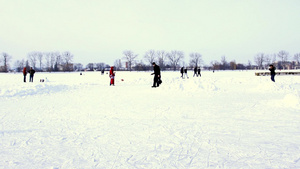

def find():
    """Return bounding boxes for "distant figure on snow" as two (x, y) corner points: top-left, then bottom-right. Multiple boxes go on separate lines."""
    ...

(198, 67), (201, 77)
(269, 64), (276, 82)
(23, 67), (27, 82)
(28, 67), (35, 82)
(109, 66), (115, 86)
(151, 62), (161, 88)
(193, 67), (198, 77)
(101, 69), (105, 75)
(180, 67), (184, 78)
(183, 67), (189, 79)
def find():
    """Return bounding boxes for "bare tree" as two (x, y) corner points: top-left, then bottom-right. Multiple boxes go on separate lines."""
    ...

(167, 50), (184, 71)
(62, 51), (73, 71)
(264, 55), (272, 68)
(123, 50), (138, 71)
(114, 59), (122, 70)
(55, 52), (63, 71)
(74, 63), (83, 71)
(96, 62), (106, 70)
(189, 52), (203, 67)
(156, 50), (166, 70)
(294, 53), (300, 63)
(37, 52), (43, 71)
(277, 50), (289, 63)
(28, 52), (38, 69)
(220, 56), (228, 70)
(86, 63), (94, 71)
(210, 60), (220, 70)
(1, 52), (12, 72)
(50, 52), (56, 71)
(144, 49), (156, 66)
(254, 53), (265, 69)
(14, 59), (25, 72)
(247, 60), (252, 69)
(45, 52), (55, 71)
(277, 50), (290, 69)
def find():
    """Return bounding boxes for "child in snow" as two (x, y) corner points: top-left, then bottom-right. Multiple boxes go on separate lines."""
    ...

(109, 66), (115, 86)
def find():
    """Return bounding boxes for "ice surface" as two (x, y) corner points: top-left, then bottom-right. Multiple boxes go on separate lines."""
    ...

(0, 70), (299, 168)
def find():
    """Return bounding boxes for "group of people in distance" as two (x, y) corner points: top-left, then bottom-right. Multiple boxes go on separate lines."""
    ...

(109, 62), (162, 88)
(180, 67), (201, 79)
(22, 67), (36, 82)
(22, 63), (276, 85)
(108, 63), (276, 87)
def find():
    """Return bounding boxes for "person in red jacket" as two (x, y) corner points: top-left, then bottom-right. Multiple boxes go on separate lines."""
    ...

(109, 66), (115, 86)
(23, 67), (27, 82)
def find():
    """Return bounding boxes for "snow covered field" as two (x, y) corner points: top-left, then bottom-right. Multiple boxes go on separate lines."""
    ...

(0, 70), (300, 169)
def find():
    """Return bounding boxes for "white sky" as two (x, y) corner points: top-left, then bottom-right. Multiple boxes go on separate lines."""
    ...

(1, 0), (300, 66)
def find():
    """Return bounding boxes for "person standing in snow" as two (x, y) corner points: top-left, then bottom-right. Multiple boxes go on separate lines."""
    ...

(180, 67), (184, 78)
(193, 67), (198, 77)
(151, 62), (161, 88)
(28, 67), (35, 82)
(23, 67), (27, 82)
(198, 67), (201, 77)
(269, 64), (276, 82)
(183, 67), (189, 79)
(109, 66), (115, 86)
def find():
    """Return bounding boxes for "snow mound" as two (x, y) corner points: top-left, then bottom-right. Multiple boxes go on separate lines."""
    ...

(0, 84), (74, 97)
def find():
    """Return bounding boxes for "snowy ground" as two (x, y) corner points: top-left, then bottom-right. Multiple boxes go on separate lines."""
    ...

(0, 70), (300, 169)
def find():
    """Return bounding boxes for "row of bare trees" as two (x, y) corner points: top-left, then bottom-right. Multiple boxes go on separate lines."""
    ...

(118, 49), (300, 71)
(1, 49), (300, 72)
(13, 51), (74, 72)
(118, 50), (203, 71)
(254, 50), (300, 69)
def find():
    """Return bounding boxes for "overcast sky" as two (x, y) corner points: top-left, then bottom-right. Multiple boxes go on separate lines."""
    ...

(1, 0), (300, 66)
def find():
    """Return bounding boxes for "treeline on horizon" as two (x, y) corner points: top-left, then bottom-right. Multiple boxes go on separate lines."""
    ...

(0, 49), (300, 73)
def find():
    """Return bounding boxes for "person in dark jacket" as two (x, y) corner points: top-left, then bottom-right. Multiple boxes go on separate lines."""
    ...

(183, 67), (189, 79)
(180, 67), (184, 78)
(23, 67), (27, 82)
(28, 67), (35, 82)
(198, 67), (201, 77)
(193, 67), (198, 77)
(269, 64), (276, 82)
(151, 62), (161, 88)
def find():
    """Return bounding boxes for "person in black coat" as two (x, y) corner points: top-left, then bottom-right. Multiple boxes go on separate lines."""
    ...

(184, 67), (189, 79)
(28, 67), (36, 82)
(180, 67), (184, 78)
(198, 67), (201, 77)
(193, 67), (198, 77)
(269, 65), (276, 82)
(151, 62), (161, 88)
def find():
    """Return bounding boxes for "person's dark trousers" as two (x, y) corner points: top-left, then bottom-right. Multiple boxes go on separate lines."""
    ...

(153, 76), (159, 87)
(271, 75), (275, 82)
(30, 75), (34, 82)
(24, 75), (26, 82)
